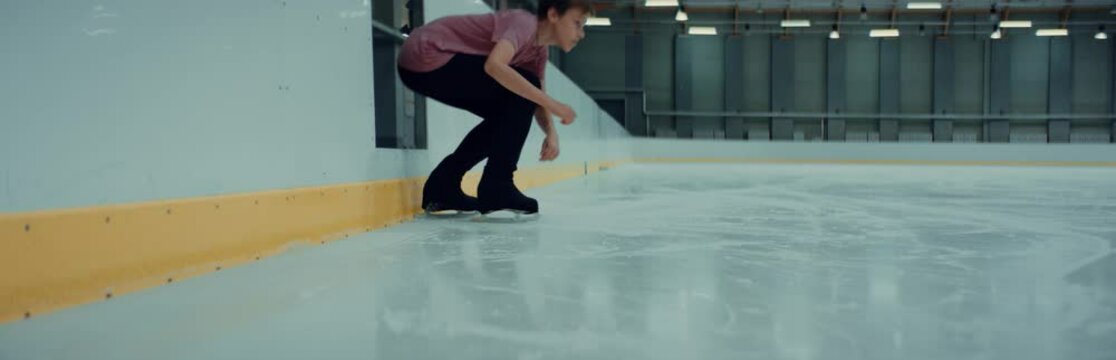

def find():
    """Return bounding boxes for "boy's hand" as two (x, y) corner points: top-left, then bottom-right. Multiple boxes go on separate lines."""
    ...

(540, 134), (560, 161)
(548, 101), (577, 125)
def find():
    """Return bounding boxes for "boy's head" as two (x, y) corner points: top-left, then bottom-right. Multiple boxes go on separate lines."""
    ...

(537, 0), (594, 53)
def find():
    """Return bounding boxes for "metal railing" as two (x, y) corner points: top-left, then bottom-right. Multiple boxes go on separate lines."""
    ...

(372, 20), (406, 42)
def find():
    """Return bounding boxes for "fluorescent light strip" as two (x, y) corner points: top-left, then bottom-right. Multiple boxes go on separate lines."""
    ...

(869, 28), (900, 38)
(645, 0), (679, 7)
(586, 17), (611, 26)
(688, 26), (717, 35)
(1036, 28), (1068, 37)
(780, 19), (811, 28)
(999, 20), (1032, 28)
(906, 2), (942, 10)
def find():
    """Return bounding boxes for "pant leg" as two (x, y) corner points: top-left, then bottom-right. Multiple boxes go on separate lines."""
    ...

(480, 75), (538, 178)
(398, 55), (542, 182)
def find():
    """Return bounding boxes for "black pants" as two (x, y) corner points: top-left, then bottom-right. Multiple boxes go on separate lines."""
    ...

(398, 54), (540, 187)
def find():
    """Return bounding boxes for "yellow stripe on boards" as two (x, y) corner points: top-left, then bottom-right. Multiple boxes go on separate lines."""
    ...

(0, 160), (627, 324)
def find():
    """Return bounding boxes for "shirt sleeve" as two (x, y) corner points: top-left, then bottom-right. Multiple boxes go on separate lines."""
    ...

(491, 11), (535, 52)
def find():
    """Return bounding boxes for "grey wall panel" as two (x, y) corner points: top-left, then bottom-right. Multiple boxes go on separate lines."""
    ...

(643, 32), (674, 112)
(692, 36), (725, 138)
(744, 35), (771, 139)
(988, 39), (1011, 143)
(743, 36), (772, 112)
(725, 36), (746, 139)
(827, 40), (847, 114)
(1011, 36), (1050, 114)
(1049, 120), (1071, 143)
(564, 33), (626, 89)
(1049, 38), (1072, 143)
(847, 38), (879, 140)
(772, 37), (795, 140)
(625, 34), (646, 136)
(827, 40), (847, 141)
(1049, 38), (1072, 114)
(880, 39), (900, 141)
(954, 37), (985, 114)
(933, 38), (956, 115)
(990, 40), (1012, 115)
(900, 37), (933, 114)
(674, 35), (694, 138)
(933, 38), (955, 142)
(1072, 36), (1112, 114)
(795, 38), (827, 113)
(796, 37), (827, 141)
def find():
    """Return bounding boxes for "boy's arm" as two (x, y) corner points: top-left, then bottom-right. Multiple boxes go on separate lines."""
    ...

(485, 40), (556, 111)
(534, 79), (556, 136)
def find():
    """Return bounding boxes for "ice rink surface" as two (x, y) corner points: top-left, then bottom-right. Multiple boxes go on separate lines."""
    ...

(3, 163), (1115, 360)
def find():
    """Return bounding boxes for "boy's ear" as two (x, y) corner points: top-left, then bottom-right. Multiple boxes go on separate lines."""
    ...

(548, 7), (560, 23)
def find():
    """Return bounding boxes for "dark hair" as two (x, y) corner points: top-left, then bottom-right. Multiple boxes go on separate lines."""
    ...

(536, 0), (595, 20)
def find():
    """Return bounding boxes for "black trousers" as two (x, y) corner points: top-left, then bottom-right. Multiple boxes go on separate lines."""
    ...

(398, 54), (540, 187)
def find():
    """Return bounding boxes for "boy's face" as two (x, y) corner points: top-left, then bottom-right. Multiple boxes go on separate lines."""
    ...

(548, 7), (588, 53)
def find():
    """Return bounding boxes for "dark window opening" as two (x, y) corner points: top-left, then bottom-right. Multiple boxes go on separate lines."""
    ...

(373, 0), (426, 149)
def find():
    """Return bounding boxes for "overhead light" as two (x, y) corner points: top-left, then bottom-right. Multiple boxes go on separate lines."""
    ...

(829, 25), (840, 39)
(688, 26), (717, 35)
(999, 20), (1032, 28)
(870, 28), (900, 38)
(645, 0), (679, 7)
(586, 17), (611, 26)
(1097, 26), (1108, 40)
(990, 28), (1002, 39)
(675, 9), (688, 22)
(1036, 28), (1068, 37)
(907, 2), (942, 10)
(780, 19), (811, 28)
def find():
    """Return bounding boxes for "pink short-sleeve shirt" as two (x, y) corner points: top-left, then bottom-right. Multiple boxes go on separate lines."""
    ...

(397, 9), (548, 82)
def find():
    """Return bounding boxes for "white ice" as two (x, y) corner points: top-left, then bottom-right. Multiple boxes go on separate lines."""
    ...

(2, 163), (1115, 360)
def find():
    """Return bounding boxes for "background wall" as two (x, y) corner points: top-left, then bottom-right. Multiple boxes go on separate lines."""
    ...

(562, 8), (1116, 143)
(0, 0), (632, 213)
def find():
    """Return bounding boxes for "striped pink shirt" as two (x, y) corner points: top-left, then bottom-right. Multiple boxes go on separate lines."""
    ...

(397, 10), (548, 81)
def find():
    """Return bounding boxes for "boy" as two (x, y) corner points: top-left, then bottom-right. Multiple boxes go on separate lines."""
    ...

(397, 0), (593, 215)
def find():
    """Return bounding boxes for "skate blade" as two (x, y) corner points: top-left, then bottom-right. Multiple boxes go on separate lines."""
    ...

(423, 209), (478, 218)
(475, 209), (539, 222)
